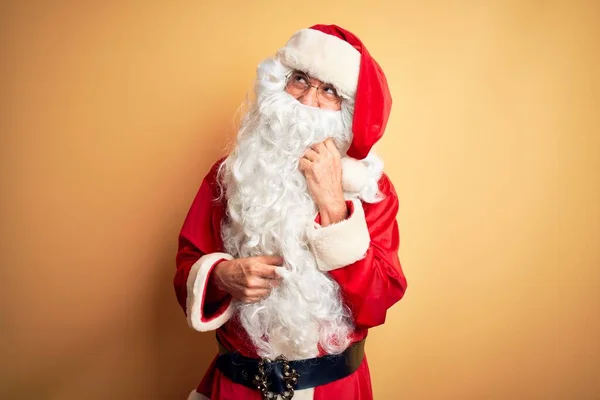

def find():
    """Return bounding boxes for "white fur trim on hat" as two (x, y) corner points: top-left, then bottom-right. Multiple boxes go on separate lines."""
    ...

(306, 198), (371, 272)
(277, 28), (361, 98)
(186, 252), (234, 332)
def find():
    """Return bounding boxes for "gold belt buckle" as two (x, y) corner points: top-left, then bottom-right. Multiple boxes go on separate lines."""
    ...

(252, 355), (300, 400)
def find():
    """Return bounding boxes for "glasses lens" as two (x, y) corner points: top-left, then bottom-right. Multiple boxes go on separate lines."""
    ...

(317, 85), (341, 105)
(287, 71), (309, 93)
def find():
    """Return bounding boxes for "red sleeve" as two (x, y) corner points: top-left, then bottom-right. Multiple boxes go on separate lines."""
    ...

(325, 174), (407, 329)
(173, 158), (234, 331)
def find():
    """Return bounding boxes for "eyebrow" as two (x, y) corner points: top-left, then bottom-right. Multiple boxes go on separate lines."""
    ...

(294, 70), (336, 87)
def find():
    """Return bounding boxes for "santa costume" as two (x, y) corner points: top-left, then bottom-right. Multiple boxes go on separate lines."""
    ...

(174, 24), (408, 400)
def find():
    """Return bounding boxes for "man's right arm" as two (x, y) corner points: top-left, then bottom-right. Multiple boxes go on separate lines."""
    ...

(174, 174), (236, 332)
(174, 159), (283, 332)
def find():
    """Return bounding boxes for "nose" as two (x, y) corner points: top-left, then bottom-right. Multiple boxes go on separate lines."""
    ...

(298, 86), (319, 108)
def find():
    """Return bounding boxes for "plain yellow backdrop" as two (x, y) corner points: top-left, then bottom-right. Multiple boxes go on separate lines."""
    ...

(1, 1), (599, 399)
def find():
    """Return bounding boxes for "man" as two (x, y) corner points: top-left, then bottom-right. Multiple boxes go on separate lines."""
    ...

(174, 24), (408, 400)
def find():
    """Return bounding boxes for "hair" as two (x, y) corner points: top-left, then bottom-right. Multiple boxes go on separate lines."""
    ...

(214, 56), (381, 359)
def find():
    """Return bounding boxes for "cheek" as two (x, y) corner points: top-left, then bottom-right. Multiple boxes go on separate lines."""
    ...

(284, 87), (299, 99)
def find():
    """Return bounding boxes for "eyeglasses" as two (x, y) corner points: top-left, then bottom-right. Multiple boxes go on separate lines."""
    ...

(285, 70), (342, 106)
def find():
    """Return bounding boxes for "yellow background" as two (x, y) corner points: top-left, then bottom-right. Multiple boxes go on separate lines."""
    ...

(1, 1), (599, 399)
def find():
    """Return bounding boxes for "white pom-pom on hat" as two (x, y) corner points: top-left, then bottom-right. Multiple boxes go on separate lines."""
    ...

(341, 156), (370, 193)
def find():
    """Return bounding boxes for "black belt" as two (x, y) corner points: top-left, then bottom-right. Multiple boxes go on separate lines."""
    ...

(215, 336), (366, 399)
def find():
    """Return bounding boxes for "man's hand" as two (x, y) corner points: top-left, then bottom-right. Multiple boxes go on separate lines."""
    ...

(299, 138), (348, 226)
(212, 256), (284, 303)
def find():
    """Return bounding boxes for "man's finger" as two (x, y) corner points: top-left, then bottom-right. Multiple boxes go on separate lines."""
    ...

(240, 287), (270, 299)
(255, 255), (284, 265)
(324, 138), (341, 158)
(299, 158), (312, 172)
(303, 148), (319, 162)
(242, 291), (271, 303)
(311, 141), (327, 154)
(248, 288), (271, 300)
(247, 277), (277, 289)
(270, 277), (282, 287)
(254, 264), (283, 279)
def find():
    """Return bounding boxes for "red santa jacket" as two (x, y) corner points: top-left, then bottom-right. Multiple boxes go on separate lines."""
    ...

(174, 156), (407, 356)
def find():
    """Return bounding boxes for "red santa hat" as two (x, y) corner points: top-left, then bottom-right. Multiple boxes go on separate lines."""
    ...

(276, 24), (392, 160)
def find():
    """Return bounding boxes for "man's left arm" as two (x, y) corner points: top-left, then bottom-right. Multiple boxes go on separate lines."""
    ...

(307, 173), (408, 329)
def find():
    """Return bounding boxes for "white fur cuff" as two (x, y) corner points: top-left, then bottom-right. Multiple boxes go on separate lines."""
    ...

(186, 252), (234, 332)
(307, 199), (371, 272)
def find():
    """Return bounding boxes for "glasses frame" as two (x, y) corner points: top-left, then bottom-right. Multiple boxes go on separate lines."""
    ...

(284, 70), (343, 106)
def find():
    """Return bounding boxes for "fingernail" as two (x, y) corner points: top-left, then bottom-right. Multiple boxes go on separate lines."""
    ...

(274, 266), (290, 279)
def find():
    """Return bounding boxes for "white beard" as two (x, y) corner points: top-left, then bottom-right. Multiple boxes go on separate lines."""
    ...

(216, 60), (355, 360)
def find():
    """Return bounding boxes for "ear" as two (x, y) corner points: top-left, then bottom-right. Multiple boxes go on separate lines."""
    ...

(341, 156), (370, 193)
